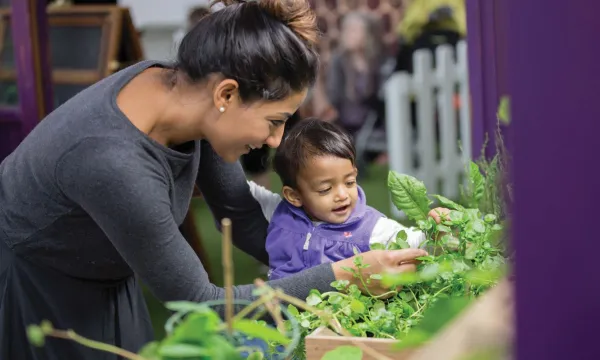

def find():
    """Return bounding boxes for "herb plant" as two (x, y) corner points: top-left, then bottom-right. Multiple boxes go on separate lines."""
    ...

(287, 160), (509, 360)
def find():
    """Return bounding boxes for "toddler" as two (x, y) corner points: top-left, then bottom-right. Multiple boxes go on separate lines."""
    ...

(249, 119), (433, 280)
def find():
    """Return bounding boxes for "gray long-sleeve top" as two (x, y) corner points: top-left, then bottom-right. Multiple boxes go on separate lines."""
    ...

(0, 60), (335, 305)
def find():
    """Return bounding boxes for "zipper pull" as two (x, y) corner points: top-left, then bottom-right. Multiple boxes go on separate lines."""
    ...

(303, 232), (312, 250)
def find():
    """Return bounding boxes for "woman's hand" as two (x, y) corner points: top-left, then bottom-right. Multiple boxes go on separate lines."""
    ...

(331, 248), (428, 297)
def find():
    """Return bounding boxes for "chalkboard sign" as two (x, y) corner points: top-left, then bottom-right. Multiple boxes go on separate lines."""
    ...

(0, 6), (143, 108)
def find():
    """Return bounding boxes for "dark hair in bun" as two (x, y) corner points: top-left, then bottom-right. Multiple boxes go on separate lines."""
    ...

(175, 0), (319, 103)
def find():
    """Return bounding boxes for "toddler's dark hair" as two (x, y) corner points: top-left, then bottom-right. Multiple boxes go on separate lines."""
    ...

(273, 119), (356, 188)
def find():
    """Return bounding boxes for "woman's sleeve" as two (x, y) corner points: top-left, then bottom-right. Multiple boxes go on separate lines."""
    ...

(196, 140), (271, 264)
(55, 138), (336, 309)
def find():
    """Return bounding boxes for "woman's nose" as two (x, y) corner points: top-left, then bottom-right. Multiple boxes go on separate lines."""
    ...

(265, 127), (285, 148)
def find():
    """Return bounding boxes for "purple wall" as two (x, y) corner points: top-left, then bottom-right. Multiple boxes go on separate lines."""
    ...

(509, 0), (599, 358)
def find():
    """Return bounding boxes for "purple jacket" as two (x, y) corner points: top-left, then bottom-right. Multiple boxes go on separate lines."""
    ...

(266, 186), (383, 280)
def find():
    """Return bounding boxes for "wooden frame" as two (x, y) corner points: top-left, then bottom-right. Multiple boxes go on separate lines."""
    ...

(0, 5), (142, 87)
(305, 327), (413, 360)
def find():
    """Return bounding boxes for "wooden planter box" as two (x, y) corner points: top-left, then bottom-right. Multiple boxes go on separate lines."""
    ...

(304, 279), (513, 360)
(305, 327), (414, 360)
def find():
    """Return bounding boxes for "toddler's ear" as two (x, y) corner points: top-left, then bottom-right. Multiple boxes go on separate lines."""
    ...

(282, 186), (303, 207)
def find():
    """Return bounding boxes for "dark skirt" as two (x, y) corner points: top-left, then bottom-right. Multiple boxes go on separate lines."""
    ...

(0, 239), (154, 360)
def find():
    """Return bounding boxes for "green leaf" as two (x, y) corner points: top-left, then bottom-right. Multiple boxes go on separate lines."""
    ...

(395, 237), (410, 249)
(287, 304), (299, 317)
(158, 343), (208, 357)
(306, 293), (322, 306)
(492, 224), (503, 231)
(247, 352), (265, 360)
(436, 224), (452, 233)
(370, 243), (385, 250)
(469, 162), (485, 205)
(166, 311), (221, 343)
(396, 230), (408, 241)
(40, 320), (53, 333)
(399, 292), (412, 302)
(484, 214), (497, 223)
(27, 325), (45, 347)
(465, 244), (478, 260)
(300, 320), (311, 328)
(370, 274), (383, 280)
(202, 335), (244, 360)
(465, 268), (504, 285)
(138, 341), (161, 360)
(165, 301), (211, 313)
(473, 219), (486, 233)
(420, 263), (440, 281)
(233, 319), (290, 345)
(414, 297), (471, 334)
(449, 210), (465, 223)
(322, 345), (363, 360)
(497, 96), (511, 125)
(388, 171), (432, 222)
(381, 271), (420, 287)
(432, 194), (464, 210)
(396, 329), (430, 350)
(350, 299), (365, 314)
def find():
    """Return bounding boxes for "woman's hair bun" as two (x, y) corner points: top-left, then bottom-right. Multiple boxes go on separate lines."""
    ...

(210, 0), (243, 6)
(211, 0), (318, 45)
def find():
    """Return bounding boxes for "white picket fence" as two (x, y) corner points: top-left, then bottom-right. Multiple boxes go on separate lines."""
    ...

(384, 40), (471, 218)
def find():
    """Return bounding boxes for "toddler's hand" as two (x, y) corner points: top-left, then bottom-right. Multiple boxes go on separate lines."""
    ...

(428, 207), (451, 224)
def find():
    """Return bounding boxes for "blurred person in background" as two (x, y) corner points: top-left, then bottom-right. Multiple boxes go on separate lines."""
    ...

(173, 6), (211, 52)
(326, 11), (389, 166)
(394, 0), (465, 73)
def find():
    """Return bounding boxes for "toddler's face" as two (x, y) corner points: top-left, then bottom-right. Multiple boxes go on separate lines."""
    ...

(294, 155), (359, 224)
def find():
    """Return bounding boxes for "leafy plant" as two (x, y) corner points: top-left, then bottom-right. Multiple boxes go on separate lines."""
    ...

(286, 161), (508, 359)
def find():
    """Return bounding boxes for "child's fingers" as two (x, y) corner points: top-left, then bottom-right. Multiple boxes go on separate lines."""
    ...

(429, 207), (451, 223)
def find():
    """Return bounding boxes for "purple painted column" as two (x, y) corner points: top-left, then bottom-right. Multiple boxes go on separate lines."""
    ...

(509, 0), (599, 359)
(0, 0), (52, 162)
(12, 0), (53, 135)
(465, 0), (509, 158)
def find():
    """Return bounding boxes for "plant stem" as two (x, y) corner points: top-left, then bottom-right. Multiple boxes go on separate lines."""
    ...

(409, 287), (422, 311)
(222, 218), (234, 335)
(321, 292), (349, 298)
(432, 284), (452, 298)
(44, 330), (146, 360)
(255, 279), (286, 333)
(231, 296), (270, 323)
(372, 290), (398, 299)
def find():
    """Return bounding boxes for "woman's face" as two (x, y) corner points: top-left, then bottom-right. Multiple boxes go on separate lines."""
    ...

(208, 86), (308, 163)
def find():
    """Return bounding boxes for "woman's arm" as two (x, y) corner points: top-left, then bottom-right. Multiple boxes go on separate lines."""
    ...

(56, 138), (337, 310)
(196, 140), (271, 264)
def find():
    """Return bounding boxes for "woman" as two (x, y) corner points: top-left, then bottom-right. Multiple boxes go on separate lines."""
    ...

(0, 1), (427, 359)
(326, 11), (386, 138)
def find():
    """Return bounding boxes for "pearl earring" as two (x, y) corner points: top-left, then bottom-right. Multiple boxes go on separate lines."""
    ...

(219, 106), (225, 113)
